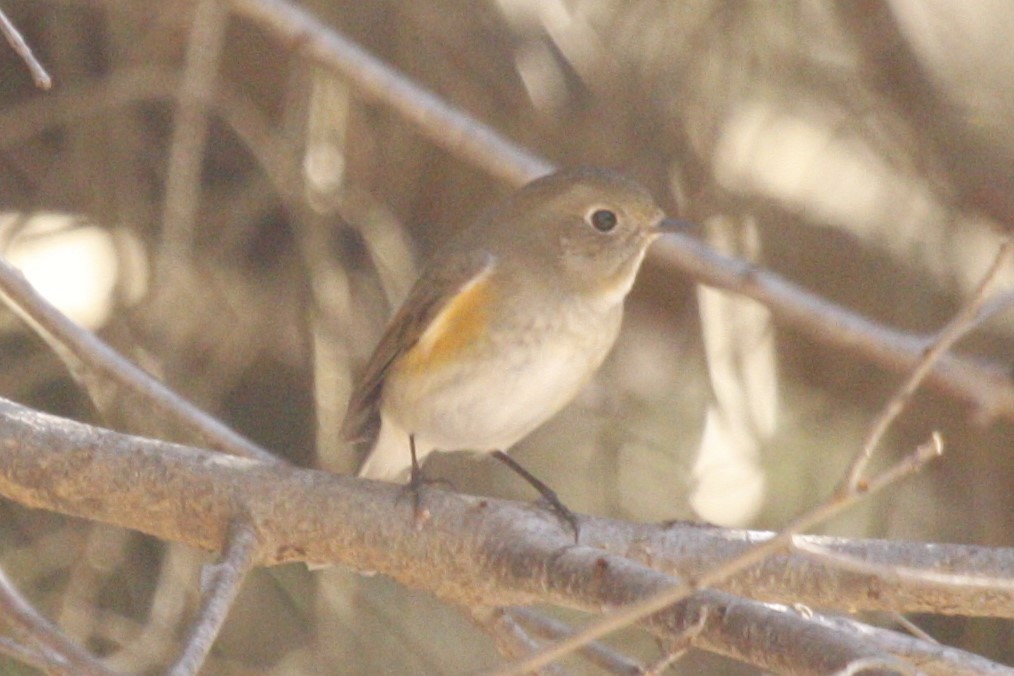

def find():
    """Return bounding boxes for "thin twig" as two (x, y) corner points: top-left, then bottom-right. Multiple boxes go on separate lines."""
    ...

(466, 607), (566, 675)
(0, 256), (279, 463)
(652, 233), (1014, 422)
(509, 607), (644, 675)
(840, 236), (1014, 491)
(228, 0), (552, 186)
(488, 436), (943, 676)
(792, 538), (1014, 593)
(166, 522), (259, 676)
(158, 0), (230, 276)
(888, 614), (938, 645)
(0, 566), (115, 676)
(0, 636), (61, 674)
(0, 7), (51, 89)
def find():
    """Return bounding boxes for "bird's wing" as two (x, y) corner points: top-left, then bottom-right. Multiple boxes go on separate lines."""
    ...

(341, 248), (496, 456)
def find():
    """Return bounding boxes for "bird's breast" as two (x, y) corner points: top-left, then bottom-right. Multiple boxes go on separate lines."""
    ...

(383, 280), (623, 452)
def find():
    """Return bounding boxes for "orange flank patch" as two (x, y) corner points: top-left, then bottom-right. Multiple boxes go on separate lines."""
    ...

(399, 267), (494, 373)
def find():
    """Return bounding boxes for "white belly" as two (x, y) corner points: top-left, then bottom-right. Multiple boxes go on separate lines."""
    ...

(384, 304), (622, 453)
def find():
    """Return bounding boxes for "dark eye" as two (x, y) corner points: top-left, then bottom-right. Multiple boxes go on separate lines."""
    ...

(589, 209), (618, 232)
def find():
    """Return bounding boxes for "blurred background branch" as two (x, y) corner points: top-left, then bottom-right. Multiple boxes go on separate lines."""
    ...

(0, 0), (1011, 672)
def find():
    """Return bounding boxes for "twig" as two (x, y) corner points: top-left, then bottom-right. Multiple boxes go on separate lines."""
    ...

(792, 539), (1014, 593)
(489, 436), (943, 675)
(509, 607), (644, 675)
(166, 522), (259, 676)
(467, 607), (566, 675)
(0, 7), (51, 89)
(0, 256), (279, 463)
(652, 233), (1014, 422)
(0, 566), (115, 675)
(158, 0), (230, 275)
(889, 614), (937, 645)
(0, 636), (60, 674)
(228, 0), (552, 186)
(840, 236), (1014, 491)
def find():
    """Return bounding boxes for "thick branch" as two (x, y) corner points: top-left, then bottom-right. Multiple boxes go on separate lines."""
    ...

(582, 521), (1013, 619)
(0, 398), (1010, 673)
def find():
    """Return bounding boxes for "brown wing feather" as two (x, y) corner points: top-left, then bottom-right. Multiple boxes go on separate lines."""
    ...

(341, 249), (496, 456)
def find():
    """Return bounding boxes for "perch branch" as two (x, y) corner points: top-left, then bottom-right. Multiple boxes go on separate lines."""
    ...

(0, 399), (1008, 674)
(493, 436), (943, 675)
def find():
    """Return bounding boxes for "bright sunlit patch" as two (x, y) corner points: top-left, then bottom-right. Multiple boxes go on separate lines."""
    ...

(1, 212), (121, 330)
(691, 406), (767, 527)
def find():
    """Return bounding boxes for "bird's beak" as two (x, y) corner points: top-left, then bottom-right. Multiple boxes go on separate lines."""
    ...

(652, 216), (696, 237)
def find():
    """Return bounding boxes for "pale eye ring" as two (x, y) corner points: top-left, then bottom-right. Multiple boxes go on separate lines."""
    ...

(588, 208), (618, 232)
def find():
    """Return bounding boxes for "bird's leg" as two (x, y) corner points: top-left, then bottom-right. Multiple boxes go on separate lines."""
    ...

(398, 434), (453, 529)
(401, 434), (429, 528)
(492, 451), (580, 541)
(409, 433), (423, 485)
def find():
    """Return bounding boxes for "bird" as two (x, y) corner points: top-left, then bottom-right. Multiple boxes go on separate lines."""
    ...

(341, 167), (684, 531)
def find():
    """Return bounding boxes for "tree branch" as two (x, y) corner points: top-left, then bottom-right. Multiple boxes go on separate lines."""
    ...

(166, 522), (259, 676)
(0, 255), (279, 463)
(0, 7), (51, 89)
(226, 0), (1014, 423)
(0, 398), (1010, 673)
(0, 565), (114, 675)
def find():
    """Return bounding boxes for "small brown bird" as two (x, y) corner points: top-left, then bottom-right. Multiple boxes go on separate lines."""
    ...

(342, 167), (685, 526)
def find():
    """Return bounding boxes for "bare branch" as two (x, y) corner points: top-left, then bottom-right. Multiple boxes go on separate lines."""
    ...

(587, 521), (1014, 619)
(809, 614), (1013, 676)
(842, 236), (1014, 490)
(0, 566), (114, 675)
(466, 607), (566, 675)
(0, 7), (51, 89)
(158, 0), (230, 275)
(167, 522), (259, 676)
(652, 233), (1014, 422)
(228, 0), (553, 186)
(509, 607), (644, 675)
(793, 539), (1014, 594)
(0, 399), (1008, 674)
(0, 255), (278, 463)
(493, 437), (943, 675)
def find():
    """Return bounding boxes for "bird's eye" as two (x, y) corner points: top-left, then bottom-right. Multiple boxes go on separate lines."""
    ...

(588, 208), (618, 232)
